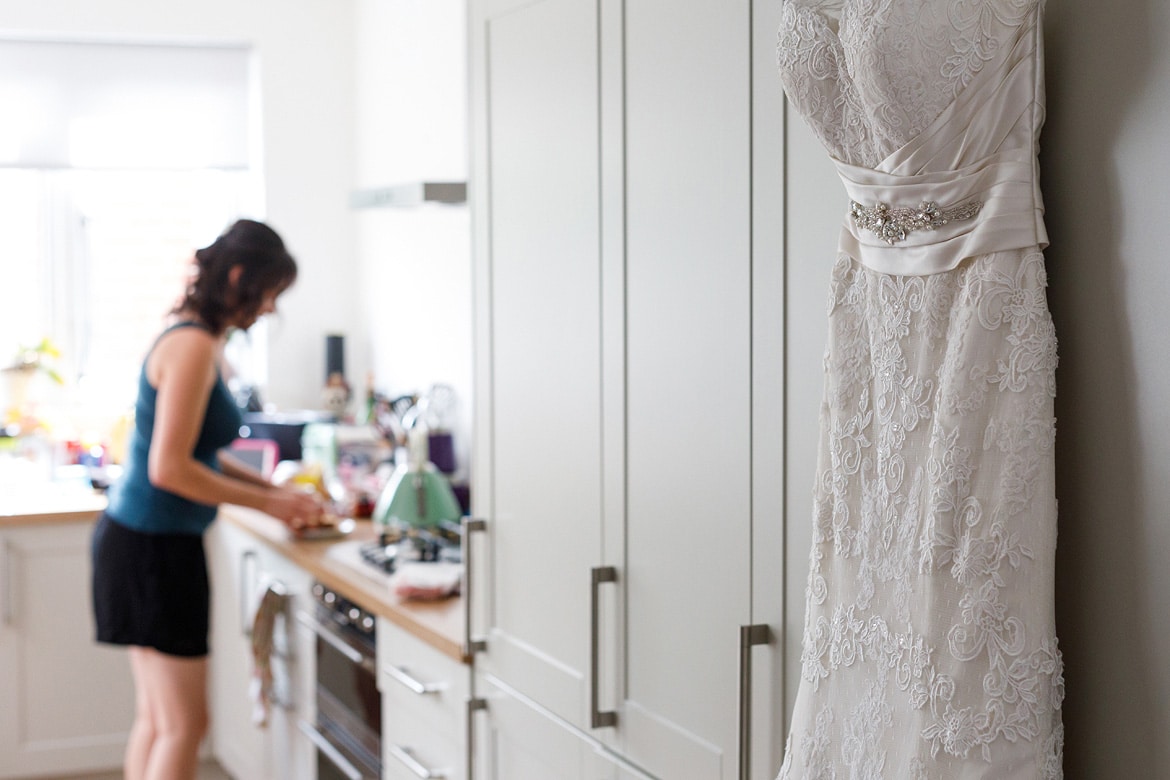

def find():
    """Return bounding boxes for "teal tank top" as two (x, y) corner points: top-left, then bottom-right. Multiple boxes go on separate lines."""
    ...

(106, 322), (244, 535)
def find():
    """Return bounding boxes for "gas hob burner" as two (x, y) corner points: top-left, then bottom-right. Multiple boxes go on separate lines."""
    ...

(358, 525), (463, 575)
(359, 539), (399, 574)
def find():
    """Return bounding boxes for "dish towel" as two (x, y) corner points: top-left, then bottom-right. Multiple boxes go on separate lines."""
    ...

(249, 579), (288, 728)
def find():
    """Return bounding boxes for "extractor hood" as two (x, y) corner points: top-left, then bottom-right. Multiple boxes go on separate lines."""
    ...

(349, 181), (466, 209)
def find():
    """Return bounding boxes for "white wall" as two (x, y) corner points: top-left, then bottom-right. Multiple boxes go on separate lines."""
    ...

(353, 0), (473, 468)
(0, 0), (361, 411)
(1043, 1), (1170, 776)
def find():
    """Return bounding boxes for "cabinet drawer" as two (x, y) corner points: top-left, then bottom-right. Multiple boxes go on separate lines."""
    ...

(383, 729), (462, 780)
(378, 616), (470, 780)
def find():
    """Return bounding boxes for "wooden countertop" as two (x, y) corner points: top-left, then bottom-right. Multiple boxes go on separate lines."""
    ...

(0, 488), (467, 663)
(218, 505), (468, 664)
(0, 484), (107, 527)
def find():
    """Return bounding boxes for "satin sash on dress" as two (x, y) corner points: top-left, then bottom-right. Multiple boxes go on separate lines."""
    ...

(833, 9), (1047, 276)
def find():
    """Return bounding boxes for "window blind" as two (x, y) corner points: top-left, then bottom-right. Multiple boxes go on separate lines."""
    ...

(0, 37), (252, 169)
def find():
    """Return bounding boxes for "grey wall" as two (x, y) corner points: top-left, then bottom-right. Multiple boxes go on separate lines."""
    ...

(1043, 0), (1170, 776)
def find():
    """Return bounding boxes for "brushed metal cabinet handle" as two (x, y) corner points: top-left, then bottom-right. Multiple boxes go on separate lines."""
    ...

(590, 565), (618, 729)
(384, 663), (447, 695)
(462, 517), (487, 657)
(1, 538), (11, 627)
(467, 697), (487, 780)
(239, 549), (257, 637)
(738, 624), (772, 780)
(387, 743), (449, 779)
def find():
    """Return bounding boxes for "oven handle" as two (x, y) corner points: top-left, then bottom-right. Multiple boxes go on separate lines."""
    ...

(297, 719), (363, 780)
(294, 609), (376, 675)
(387, 743), (449, 779)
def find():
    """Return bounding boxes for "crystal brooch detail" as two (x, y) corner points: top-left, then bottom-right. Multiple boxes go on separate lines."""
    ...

(849, 199), (983, 245)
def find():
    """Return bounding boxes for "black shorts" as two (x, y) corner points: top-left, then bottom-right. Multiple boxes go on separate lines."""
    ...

(91, 512), (210, 658)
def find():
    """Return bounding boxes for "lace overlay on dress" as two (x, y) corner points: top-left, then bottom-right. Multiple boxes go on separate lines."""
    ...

(775, 1), (1063, 777)
(783, 251), (1063, 778)
(777, 0), (1038, 168)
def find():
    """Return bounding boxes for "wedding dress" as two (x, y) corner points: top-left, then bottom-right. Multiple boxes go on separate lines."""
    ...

(775, 1), (1064, 777)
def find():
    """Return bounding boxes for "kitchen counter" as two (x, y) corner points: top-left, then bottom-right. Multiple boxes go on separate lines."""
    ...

(0, 483), (107, 527)
(0, 487), (466, 663)
(217, 504), (467, 664)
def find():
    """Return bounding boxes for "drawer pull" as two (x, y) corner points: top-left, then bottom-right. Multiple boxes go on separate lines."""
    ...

(388, 743), (449, 779)
(384, 663), (447, 696)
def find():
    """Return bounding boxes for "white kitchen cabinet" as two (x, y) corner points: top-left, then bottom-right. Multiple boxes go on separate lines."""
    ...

(206, 518), (315, 780)
(378, 616), (469, 780)
(620, 0), (754, 775)
(0, 519), (136, 779)
(468, 0), (605, 742)
(471, 672), (644, 780)
(468, 0), (788, 778)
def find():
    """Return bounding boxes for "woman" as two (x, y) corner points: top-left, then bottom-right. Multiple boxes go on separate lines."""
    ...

(92, 219), (324, 780)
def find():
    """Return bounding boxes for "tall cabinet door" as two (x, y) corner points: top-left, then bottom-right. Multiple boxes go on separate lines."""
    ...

(207, 521), (270, 780)
(470, 0), (604, 735)
(621, 2), (755, 778)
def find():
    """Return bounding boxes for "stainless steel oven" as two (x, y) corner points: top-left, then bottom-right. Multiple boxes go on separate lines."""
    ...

(296, 582), (382, 780)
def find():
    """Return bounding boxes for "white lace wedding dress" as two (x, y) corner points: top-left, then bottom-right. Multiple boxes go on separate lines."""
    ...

(775, 1), (1065, 777)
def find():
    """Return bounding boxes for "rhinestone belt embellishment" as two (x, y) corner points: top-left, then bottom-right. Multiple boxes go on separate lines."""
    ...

(849, 199), (983, 245)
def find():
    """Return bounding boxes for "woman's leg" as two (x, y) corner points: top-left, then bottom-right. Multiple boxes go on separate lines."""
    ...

(128, 646), (210, 780)
(124, 647), (157, 780)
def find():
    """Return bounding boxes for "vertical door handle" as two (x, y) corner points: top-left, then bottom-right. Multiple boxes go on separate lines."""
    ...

(239, 549), (258, 637)
(738, 624), (772, 780)
(590, 566), (618, 728)
(467, 697), (487, 780)
(1, 538), (11, 627)
(462, 517), (487, 657)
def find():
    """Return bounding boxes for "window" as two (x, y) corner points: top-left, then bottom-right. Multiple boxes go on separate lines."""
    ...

(0, 37), (259, 438)
(0, 169), (254, 415)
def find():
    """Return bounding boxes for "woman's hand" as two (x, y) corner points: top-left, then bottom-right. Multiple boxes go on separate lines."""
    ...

(262, 486), (326, 532)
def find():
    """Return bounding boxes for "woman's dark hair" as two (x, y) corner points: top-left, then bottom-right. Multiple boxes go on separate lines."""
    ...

(175, 219), (297, 334)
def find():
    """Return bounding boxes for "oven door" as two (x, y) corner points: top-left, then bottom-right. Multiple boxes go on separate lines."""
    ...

(295, 608), (382, 780)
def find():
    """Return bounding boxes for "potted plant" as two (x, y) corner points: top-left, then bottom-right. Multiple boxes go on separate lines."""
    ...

(2, 338), (64, 426)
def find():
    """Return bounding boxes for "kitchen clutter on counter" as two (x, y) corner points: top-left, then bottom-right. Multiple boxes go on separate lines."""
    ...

(1, 326), (470, 603)
(262, 382), (469, 602)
